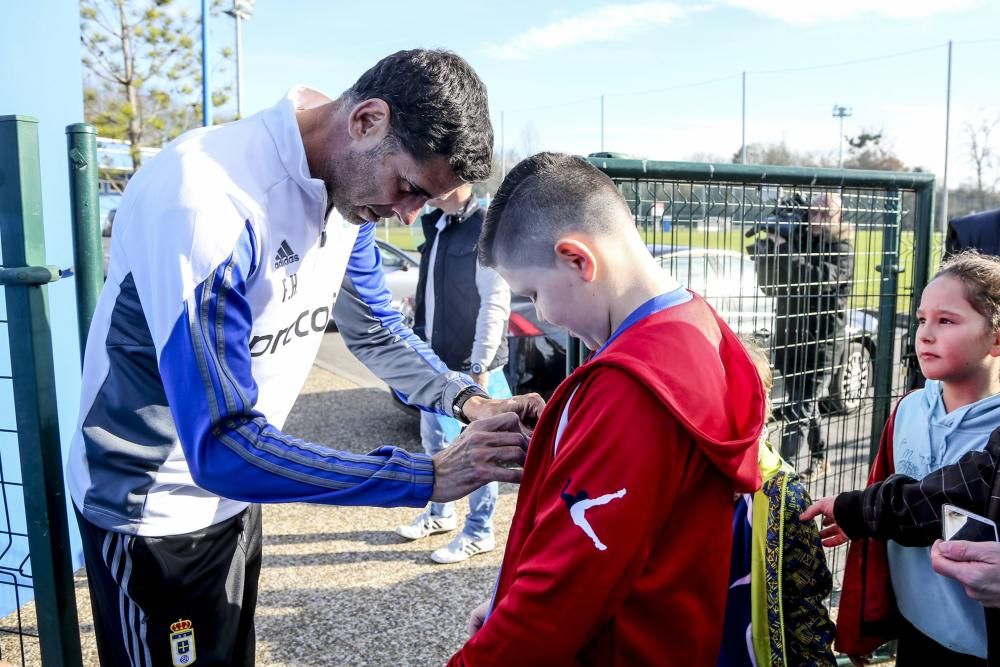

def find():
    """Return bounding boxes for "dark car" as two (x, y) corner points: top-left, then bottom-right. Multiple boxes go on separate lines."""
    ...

(504, 247), (877, 414)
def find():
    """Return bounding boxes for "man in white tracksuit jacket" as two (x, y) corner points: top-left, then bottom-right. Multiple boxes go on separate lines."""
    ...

(69, 49), (541, 666)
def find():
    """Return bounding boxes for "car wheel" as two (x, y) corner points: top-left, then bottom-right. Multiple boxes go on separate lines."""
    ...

(822, 340), (872, 415)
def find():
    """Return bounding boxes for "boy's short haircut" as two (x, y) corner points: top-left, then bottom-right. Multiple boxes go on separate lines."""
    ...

(479, 152), (632, 268)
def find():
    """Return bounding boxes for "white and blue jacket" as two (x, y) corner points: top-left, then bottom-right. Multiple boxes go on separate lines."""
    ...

(68, 87), (475, 537)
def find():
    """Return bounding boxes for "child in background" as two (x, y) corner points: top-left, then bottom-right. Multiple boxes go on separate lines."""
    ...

(718, 338), (835, 666)
(803, 251), (1000, 665)
(449, 153), (765, 666)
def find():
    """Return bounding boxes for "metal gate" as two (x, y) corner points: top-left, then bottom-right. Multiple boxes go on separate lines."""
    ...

(0, 116), (102, 666)
(585, 157), (937, 596)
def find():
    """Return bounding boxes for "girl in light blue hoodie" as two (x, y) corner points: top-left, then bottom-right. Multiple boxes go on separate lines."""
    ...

(805, 251), (1000, 666)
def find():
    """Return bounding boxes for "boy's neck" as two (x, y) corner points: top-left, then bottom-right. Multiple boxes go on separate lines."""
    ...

(941, 372), (1000, 413)
(606, 263), (678, 338)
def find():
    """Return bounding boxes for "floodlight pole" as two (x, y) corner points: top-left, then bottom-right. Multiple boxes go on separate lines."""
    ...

(940, 39), (953, 234)
(224, 0), (255, 119)
(741, 71), (747, 164)
(833, 104), (853, 168)
(201, 0), (211, 127)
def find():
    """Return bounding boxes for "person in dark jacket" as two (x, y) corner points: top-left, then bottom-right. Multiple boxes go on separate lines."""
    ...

(947, 208), (1000, 258)
(751, 192), (854, 479)
(802, 426), (1000, 665)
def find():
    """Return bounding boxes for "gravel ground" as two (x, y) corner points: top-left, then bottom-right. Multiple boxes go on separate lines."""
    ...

(0, 365), (515, 666)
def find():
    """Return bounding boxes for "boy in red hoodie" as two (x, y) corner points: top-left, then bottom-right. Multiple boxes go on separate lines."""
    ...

(448, 153), (765, 666)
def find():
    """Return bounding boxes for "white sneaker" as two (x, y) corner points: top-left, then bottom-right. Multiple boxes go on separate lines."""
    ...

(394, 511), (457, 541)
(431, 533), (496, 564)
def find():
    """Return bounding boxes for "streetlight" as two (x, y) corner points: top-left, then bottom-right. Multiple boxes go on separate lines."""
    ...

(224, 0), (255, 119)
(832, 104), (852, 168)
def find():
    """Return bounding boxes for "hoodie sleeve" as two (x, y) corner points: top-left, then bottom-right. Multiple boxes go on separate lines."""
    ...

(449, 369), (700, 666)
(834, 430), (1000, 546)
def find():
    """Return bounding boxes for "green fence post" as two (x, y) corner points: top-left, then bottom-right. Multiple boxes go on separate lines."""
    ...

(904, 183), (936, 389)
(0, 115), (84, 667)
(869, 189), (903, 462)
(66, 123), (102, 366)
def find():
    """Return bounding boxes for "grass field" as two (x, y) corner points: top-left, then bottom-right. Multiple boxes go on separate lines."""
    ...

(375, 221), (943, 316)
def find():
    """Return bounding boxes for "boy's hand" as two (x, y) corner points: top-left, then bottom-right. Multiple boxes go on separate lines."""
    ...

(462, 393), (546, 431)
(931, 539), (1000, 607)
(800, 496), (849, 547)
(430, 412), (528, 502)
(470, 371), (490, 391)
(466, 600), (490, 637)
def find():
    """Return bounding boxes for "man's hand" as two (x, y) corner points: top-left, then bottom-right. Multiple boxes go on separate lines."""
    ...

(431, 412), (528, 503)
(931, 539), (1000, 607)
(462, 393), (545, 431)
(800, 495), (849, 548)
(466, 600), (490, 637)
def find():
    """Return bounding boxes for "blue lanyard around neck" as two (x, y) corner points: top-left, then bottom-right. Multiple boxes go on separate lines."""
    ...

(592, 287), (691, 359)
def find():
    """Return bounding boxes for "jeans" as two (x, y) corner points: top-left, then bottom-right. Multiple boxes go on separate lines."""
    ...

(420, 367), (511, 541)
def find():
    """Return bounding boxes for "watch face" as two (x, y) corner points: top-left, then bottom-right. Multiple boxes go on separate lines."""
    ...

(471, 363), (484, 374)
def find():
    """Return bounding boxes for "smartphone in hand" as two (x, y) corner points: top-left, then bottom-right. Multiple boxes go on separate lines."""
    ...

(942, 504), (999, 542)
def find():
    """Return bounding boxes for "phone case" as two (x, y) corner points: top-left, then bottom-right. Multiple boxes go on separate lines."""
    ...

(942, 504), (999, 542)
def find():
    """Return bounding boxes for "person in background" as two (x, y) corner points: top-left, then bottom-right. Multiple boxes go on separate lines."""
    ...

(749, 192), (854, 479)
(394, 183), (513, 563)
(718, 337), (835, 666)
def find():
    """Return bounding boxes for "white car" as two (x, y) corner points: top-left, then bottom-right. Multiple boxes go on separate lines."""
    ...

(655, 247), (776, 339)
(655, 246), (876, 415)
(375, 239), (418, 327)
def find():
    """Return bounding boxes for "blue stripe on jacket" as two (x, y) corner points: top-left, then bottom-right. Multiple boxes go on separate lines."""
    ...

(158, 225), (434, 507)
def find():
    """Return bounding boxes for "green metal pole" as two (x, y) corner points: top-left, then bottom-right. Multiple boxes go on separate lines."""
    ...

(869, 189), (903, 463)
(905, 183), (936, 390)
(0, 115), (84, 667)
(66, 123), (102, 365)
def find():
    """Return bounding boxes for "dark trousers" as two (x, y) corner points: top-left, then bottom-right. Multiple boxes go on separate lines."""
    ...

(77, 504), (262, 667)
(779, 365), (830, 465)
(896, 617), (987, 666)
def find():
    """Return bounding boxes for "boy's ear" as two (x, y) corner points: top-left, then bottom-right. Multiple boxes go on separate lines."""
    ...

(554, 238), (598, 282)
(347, 98), (390, 145)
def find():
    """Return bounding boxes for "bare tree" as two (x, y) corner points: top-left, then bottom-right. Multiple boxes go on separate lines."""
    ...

(80, 0), (232, 170)
(966, 115), (1000, 211)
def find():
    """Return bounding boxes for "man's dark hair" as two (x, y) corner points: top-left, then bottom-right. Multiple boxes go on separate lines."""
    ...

(348, 49), (493, 182)
(479, 152), (630, 268)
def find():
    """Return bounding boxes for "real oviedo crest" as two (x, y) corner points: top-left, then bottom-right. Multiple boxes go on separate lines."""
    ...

(169, 618), (197, 666)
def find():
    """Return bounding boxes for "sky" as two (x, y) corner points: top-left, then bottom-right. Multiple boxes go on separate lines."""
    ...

(213, 0), (1000, 187)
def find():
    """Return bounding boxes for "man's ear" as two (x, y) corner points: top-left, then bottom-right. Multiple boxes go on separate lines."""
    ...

(347, 98), (390, 146)
(554, 238), (598, 282)
(989, 328), (1000, 358)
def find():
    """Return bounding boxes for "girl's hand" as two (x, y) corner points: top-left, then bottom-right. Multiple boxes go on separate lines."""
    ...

(800, 496), (850, 547)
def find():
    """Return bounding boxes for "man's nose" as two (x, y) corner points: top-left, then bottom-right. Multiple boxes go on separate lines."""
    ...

(394, 205), (422, 227)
